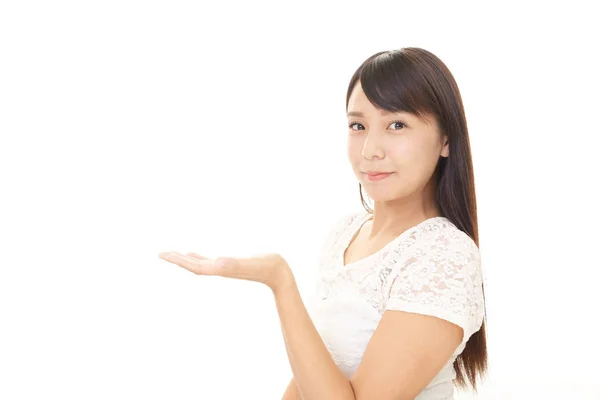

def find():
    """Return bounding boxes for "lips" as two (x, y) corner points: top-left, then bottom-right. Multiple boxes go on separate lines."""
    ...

(364, 171), (393, 181)
(365, 172), (391, 176)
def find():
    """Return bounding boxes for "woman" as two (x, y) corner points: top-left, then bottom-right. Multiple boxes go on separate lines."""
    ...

(159, 47), (487, 399)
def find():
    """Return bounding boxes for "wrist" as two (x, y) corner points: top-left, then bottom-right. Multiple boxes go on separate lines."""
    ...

(271, 262), (296, 297)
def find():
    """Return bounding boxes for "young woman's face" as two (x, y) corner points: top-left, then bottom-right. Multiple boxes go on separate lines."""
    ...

(346, 82), (449, 203)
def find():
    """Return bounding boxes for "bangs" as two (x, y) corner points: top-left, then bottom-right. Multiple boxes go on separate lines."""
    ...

(358, 51), (436, 123)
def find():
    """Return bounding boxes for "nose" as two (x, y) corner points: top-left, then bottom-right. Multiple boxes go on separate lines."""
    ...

(361, 130), (385, 160)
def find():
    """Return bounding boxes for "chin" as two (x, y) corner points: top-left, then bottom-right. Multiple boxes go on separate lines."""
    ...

(367, 195), (398, 203)
(361, 187), (401, 202)
(359, 171), (401, 193)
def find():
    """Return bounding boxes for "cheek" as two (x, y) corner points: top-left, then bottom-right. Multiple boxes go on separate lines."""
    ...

(392, 136), (436, 161)
(347, 139), (363, 163)
(389, 142), (436, 181)
(386, 140), (414, 165)
(398, 144), (440, 182)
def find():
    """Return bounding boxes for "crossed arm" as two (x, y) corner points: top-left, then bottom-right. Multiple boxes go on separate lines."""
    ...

(274, 274), (463, 400)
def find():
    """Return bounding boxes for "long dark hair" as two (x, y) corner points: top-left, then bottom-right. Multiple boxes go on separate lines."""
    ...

(345, 48), (487, 391)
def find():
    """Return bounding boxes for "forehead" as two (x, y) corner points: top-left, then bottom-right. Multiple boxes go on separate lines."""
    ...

(347, 83), (435, 126)
(347, 83), (370, 107)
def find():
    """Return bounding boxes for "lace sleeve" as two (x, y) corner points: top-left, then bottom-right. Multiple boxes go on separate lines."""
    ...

(385, 228), (485, 344)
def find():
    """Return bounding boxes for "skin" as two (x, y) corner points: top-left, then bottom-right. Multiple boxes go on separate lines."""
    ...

(346, 81), (449, 241)
(159, 81), (463, 399)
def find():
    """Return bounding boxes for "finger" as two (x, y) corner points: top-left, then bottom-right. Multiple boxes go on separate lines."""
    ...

(186, 252), (209, 260)
(159, 252), (220, 276)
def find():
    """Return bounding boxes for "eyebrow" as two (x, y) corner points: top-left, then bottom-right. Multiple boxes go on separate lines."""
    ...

(346, 111), (364, 117)
(347, 110), (400, 117)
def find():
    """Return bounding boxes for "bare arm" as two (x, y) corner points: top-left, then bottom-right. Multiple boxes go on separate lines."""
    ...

(281, 378), (302, 400)
(273, 263), (467, 400)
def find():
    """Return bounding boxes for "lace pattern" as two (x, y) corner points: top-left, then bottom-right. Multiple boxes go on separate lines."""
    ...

(384, 220), (485, 343)
(313, 210), (485, 346)
(308, 211), (485, 393)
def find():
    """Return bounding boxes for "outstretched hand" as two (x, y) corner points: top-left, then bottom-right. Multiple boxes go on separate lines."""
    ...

(158, 251), (295, 294)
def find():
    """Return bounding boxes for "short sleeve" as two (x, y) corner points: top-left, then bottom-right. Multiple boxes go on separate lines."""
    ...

(384, 228), (485, 344)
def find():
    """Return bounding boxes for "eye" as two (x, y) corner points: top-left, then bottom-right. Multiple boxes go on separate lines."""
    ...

(348, 120), (406, 131)
(348, 121), (364, 130)
(388, 120), (406, 130)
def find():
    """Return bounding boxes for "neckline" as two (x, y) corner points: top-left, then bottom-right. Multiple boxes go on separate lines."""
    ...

(339, 211), (447, 269)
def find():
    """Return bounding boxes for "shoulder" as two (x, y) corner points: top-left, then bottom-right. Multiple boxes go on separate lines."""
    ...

(316, 210), (365, 258)
(324, 209), (366, 241)
(383, 216), (481, 272)
(386, 217), (485, 343)
(406, 218), (482, 290)
(411, 217), (480, 265)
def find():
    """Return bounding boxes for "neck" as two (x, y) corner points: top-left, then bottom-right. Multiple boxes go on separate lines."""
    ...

(367, 180), (440, 239)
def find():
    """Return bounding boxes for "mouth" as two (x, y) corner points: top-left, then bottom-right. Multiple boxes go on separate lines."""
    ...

(364, 171), (393, 181)
(364, 171), (391, 175)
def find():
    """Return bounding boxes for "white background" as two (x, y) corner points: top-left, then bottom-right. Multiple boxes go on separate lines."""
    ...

(1, 1), (599, 399)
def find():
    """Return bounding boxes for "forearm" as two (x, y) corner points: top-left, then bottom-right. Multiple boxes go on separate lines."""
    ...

(281, 378), (301, 399)
(273, 275), (355, 400)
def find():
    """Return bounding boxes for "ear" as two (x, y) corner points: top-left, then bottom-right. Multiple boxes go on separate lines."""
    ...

(440, 136), (449, 158)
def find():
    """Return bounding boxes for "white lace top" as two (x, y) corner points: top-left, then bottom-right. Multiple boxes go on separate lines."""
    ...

(306, 210), (485, 400)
